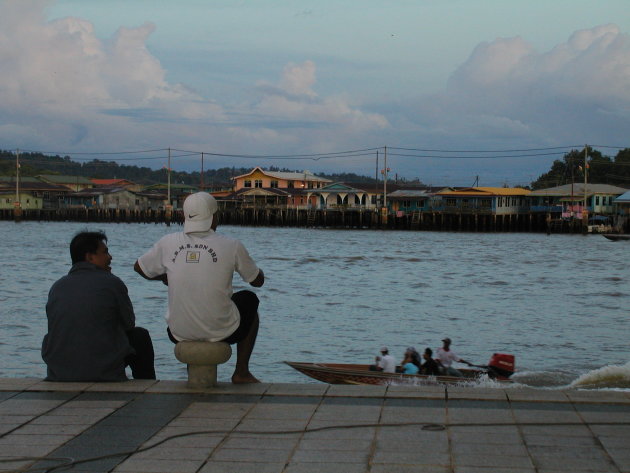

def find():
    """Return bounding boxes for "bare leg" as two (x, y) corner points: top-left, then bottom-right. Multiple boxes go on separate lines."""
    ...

(231, 313), (260, 384)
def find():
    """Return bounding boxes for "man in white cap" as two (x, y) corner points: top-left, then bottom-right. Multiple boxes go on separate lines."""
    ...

(134, 192), (264, 383)
(435, 337), (471, 377)
(372, 346), (396, 373)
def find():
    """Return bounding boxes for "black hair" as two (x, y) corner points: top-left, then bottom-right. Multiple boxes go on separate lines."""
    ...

(425, 348), (433, 357)
(70, 231), (107, 264)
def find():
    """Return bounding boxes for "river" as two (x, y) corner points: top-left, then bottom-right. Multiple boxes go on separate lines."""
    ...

(1, 220), (628, 389)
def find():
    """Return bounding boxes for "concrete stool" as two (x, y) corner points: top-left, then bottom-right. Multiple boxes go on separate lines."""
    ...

(174, 341), (232, 388)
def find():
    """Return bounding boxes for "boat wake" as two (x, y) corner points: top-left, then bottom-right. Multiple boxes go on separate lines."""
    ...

(569, 361), (630, 390)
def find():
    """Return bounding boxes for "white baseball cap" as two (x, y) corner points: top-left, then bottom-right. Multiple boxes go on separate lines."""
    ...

(183, 192), (218, 233)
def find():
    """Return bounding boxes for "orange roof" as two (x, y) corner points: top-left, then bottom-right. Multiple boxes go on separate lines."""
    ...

(438, 187), (530, 196)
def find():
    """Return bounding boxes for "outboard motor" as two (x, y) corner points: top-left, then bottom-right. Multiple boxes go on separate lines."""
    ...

(487, 353), (515, 380)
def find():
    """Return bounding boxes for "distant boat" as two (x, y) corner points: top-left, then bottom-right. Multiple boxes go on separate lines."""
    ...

(603, 234), (630, 241)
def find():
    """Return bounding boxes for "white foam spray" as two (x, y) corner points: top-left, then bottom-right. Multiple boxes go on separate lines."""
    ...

(570, 361), (630, 389)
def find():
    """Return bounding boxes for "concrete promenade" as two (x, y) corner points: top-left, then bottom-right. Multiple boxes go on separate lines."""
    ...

(0, 378), (628, 473)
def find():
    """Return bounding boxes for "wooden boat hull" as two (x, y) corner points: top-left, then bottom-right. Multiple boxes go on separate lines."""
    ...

(285, 361), (511, 386)
(603, 234), (630, 241)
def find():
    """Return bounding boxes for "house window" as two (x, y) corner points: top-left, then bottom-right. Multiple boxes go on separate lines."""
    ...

(244, 180), (252, 188)
(446, 198), (456, 207)
(5, 199), (10, 204)
(595, 196), (600, 205)
(270, 180), (278, 188)
(308, 182), (314, 189)
(402, 200), (411, 208)
(288, 181), (294, 189)
(480, 199), (491, 209)
(32, 192), (39, 197)
(254, 180), (263, 188)
(43, 192), (50, 199)
(371, 195), (377, 204)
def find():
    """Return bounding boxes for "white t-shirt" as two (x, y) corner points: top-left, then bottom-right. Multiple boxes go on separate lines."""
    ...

(378, 354), (397, 373)
(435, 348), (460, 368)
(137, 230), (260, 342)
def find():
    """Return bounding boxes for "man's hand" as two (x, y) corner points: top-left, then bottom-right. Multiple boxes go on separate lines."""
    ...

(250, 269), (264, 287)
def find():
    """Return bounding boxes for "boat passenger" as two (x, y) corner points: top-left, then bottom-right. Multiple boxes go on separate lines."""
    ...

(370, 346), (397, 373)
(401, 348), (421, 375)
(435, 337), (471, 377)
(420, 348), (440, 376)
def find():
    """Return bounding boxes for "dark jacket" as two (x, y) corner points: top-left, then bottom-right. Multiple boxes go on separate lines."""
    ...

(42, 262), (135, 381)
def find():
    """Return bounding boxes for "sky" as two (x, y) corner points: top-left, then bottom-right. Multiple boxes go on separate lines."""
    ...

(1, 0), (630, 186)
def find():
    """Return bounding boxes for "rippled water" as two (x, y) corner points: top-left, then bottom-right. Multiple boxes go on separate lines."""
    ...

(1, 221), (628, 388)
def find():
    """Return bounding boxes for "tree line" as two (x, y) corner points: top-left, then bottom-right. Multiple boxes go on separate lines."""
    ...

(530, 147), (630, 189)
(1, 148), (629, 189)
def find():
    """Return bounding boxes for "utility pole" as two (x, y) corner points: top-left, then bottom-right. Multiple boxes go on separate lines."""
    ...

(383, 146), (388, 209)
(201, 152), (205, 190)
(583, 145), (588, 219)
(15, 148), (20, 207)
(167, 147), (171, 205)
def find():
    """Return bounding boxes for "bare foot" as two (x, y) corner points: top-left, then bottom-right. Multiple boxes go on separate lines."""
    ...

(232, 372), (261, 384)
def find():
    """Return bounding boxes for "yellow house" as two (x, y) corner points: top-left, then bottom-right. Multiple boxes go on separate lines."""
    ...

(232, 167), (331, 191)
(436, 187), (531, 214)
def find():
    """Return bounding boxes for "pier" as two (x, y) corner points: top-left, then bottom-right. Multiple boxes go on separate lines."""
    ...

(0, 378), (628, 472)
(1, 207), (578, 233)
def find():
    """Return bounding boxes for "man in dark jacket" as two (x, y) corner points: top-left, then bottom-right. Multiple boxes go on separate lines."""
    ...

(42, 231), (155, 381)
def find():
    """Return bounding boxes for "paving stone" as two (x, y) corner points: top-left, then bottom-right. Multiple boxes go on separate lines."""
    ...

(454, 467), (535, 473)
(523, 434), (598, 447)
(291, 448), (369, 463)
(452, 453), (534, 468)
(372, 466), (451, 473)
(199, 461), (287, 473)
(302, 420), (376, 440)
(113, 457), (203, 472)
(531, 455), (619, 471)
(264, 383), (328, 396)
(235, 418), (309, 435)
(371, 449), (450, 465)
(211, 446), (293, 463)
(284, 462), (368, 473)
(452, 442), (529, 456)
(220, 435), (299, 450)
(296, 437), (372, 451)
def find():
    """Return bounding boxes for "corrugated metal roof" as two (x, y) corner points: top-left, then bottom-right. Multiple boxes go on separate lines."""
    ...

(37, 174), (94, 184)
(232, 167), (331, 182)
(529, 183), (628, 196)
(438, 187), (530, 196)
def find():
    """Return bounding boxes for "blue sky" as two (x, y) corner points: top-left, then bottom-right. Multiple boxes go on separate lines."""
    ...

(2, 0), (630, 186)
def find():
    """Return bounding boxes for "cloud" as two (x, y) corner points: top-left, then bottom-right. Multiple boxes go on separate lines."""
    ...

(254, 60), (388, 131)
(0, 1), (387, 157)
(401, 24), (630, 148)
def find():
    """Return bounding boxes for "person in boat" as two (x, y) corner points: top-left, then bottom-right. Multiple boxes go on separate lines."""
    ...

(435, 337), (471, 377)
(370, 346), (396, 373)
(400, 347), (421, 375)
(134, 192), (265, 384)
(420, 348), (440, 376)
(42, 231), (156, 382)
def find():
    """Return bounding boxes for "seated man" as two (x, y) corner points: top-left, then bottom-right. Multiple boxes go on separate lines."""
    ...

(134, 192), (264, 384)
(42, 231), (155, 381)
(370, 346), (396, 373)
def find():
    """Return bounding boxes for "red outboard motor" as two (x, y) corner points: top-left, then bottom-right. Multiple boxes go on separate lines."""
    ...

(487, 353), (515, 380)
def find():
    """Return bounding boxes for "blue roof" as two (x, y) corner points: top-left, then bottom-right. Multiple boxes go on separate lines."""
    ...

(615, 190), (630, 203)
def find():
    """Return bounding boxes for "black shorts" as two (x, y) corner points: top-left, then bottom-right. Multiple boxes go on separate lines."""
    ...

(167, 290), (259, 345)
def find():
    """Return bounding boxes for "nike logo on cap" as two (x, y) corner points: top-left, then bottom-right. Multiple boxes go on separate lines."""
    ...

(188, 214), (198, 218)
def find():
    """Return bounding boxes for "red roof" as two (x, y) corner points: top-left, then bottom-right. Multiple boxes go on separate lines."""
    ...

(91, 179), (133, 186)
